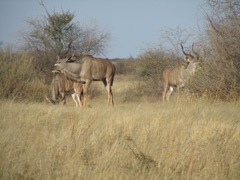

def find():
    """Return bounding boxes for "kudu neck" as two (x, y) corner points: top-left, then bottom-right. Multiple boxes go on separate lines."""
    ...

(62, 69), (81, 82)
(181, 61), (198, 81)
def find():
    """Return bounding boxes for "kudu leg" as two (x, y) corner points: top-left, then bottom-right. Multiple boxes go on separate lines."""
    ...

(162, 84), (170, 102)
(162, 80), (169, 102)
(83, 87), (88, 107)
(102, 79), (113, 106)
(71, 93), (79, 107)
(73, 83), (83, 107)
(166, 86), (173, 102)
(83, 80), (91, 107)
(76, 94), (82, 107)
(60, 92), (66, 105)
(108, 87), (114, 106)
(162, 88), (167, 102)
(104, 79), (114, 106)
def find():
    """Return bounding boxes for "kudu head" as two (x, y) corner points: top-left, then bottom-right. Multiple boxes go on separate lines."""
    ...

(180, 43), (201, 74)
(181, 43), (194, 63)
(53, 54), (83, 82)
(53, 55), (74, 72)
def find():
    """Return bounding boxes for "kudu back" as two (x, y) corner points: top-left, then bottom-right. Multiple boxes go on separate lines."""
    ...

(162, 44), (200, 102)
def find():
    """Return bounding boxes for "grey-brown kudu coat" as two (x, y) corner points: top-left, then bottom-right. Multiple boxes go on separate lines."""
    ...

(162, 44), (200, 102)
(54, 54), (116, 106)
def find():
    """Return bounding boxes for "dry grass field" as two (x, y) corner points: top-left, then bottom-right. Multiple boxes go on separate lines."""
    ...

(0, 75), (240, 179)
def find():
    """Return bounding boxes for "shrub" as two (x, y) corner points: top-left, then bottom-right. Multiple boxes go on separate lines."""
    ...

(0, 51), (47, 102)
(187, 0), (240, 101)
(136, 49), (180, 95)
(111, 57), (135, 75)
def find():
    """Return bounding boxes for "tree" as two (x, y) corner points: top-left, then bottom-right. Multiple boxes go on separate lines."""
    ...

(22, 1), (111, 82)
(160, 26), (193, 56)
(201, 0), (240, 100)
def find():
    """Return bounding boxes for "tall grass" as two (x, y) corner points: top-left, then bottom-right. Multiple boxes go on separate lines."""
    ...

(0, 98), (239, 179)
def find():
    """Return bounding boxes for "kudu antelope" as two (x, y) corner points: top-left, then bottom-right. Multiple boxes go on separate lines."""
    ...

(162, 44), (200, 102)
(45, 71), (83, 107)
(53, 54), (116, 106)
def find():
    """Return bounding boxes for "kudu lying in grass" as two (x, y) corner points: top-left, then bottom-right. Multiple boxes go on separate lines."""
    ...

(45, 71), (83, 107)
(162, 44), (200, 102)
(53, 54), (116, 106)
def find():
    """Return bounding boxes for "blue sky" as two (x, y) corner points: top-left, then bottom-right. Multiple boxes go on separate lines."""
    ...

(0, 0), (205, 58)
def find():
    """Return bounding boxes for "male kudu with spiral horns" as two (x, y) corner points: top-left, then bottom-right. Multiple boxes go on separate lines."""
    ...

(162, 43), (200, 102)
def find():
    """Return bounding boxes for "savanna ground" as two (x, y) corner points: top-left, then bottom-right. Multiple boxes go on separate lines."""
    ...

(0, 75), (240, 179)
